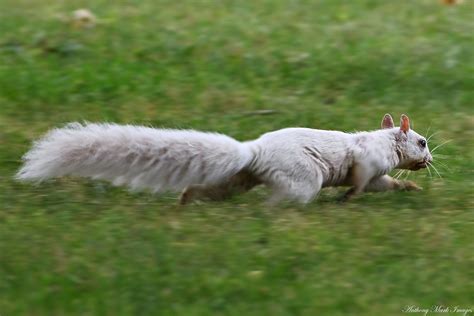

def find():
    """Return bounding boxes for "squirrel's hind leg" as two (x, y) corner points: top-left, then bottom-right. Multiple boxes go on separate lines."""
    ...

(340, 163), (376, 201)
(266, 177), (323, 205)
(179, 170), (261, 205)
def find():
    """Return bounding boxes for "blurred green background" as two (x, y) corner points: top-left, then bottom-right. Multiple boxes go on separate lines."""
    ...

(0, 0), (473, 315)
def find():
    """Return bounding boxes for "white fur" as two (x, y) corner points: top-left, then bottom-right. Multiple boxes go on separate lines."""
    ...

(17, 118), (432, 203)
(16, 123), (253, 192)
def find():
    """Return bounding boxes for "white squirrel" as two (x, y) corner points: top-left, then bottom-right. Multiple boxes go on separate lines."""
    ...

(16, 114), (432, 204)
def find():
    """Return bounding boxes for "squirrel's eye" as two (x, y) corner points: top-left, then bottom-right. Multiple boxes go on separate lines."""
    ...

(418, 139), (426, 148)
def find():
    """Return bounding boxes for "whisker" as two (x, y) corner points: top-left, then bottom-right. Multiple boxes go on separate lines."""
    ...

(427, 131), (441, 142)
(404, 170), (411, 180)
(431, 139), (452, 153)
(395, 170), (406, 179)
(425, 123), (432, 140)
(432, 160), (452, 173)
(428, 162), (443, 179)
(432, 154), (449, 159)
(394, 169), (403, 178)
(426, 164), (433, 179)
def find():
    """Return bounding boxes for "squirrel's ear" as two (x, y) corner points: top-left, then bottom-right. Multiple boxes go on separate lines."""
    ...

(381, 114), (394, 129)
(400, 114), (410, 134)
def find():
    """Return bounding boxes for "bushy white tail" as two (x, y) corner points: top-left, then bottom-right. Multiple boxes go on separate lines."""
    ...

(16, 123), (254, 192)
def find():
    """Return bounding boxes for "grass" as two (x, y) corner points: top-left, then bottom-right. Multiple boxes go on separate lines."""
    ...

(1, 0), (473, 315)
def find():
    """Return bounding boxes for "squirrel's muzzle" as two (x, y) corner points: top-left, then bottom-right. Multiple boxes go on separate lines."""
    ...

(411, 156), (432, 170)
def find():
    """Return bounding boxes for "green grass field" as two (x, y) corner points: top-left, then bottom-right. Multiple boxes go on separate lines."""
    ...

(1, 0), (473, 315)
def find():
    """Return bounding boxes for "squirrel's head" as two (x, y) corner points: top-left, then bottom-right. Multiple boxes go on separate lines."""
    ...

(381, 114), (433, 170)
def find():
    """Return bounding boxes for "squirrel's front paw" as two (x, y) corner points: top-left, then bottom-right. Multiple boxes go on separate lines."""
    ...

(401, 180), (423, 191)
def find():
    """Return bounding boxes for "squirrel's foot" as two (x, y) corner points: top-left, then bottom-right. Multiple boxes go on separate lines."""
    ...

(398, 180), (423, 191)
